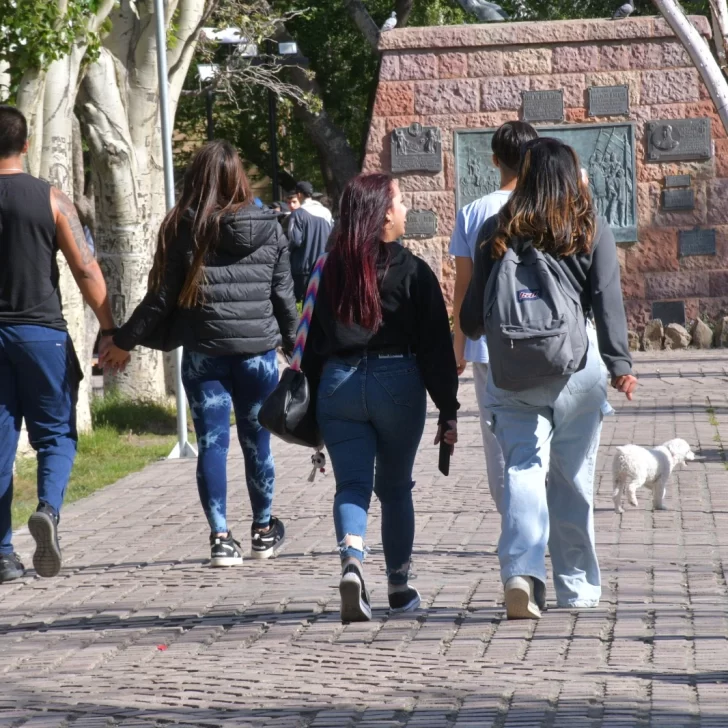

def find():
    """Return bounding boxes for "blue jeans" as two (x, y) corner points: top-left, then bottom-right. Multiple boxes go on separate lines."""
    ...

(182, 349), (279, 533)
(485, 326), (606, 607)
(317, 355), (427, 585)
(0, 324), (79, 555)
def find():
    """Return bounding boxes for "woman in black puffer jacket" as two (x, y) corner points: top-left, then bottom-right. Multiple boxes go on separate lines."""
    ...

(103, 141), (298, 567)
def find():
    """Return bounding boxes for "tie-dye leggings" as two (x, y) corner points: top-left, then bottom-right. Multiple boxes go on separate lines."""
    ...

(181, 349), (279, 533)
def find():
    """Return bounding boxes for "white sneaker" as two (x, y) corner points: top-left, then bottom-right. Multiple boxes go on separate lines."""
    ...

(504, 576), (541, 619)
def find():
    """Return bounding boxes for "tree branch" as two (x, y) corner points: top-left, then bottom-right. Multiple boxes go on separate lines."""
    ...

(709, 0), (728, 67)
(344, 0), (380, 50)
(90, 0), (118, 31)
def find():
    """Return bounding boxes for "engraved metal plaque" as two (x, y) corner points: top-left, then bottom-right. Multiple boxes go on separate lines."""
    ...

(679, 228), (716, 257)
(404, 210), (437, 239)
(652, 301), (686, 327)
(662, 188), (695, 211)
(454, 122), (638, 243)
(391, 123), (442, 173)
(588, 85), (629, 117)
(646, 118), (712, 163)
(665, 174), (691, 188)
(522, 90), (564, 123)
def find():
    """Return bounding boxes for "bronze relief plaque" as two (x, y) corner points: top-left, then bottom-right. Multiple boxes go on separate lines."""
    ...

(646, 119), (712, 163)
(391, 123), (443, 173)
(455, 122), (638, 243)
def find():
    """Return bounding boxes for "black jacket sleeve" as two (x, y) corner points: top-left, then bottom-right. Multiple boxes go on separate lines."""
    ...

(270, 225), (299, 354)
(114, 239), (187, 352)
(460, 221), (496, 340)
(414, 259), (460, 423)
(588, 222), (633, 378)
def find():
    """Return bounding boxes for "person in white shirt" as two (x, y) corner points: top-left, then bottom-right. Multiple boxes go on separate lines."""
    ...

(449, 121), (538, 513)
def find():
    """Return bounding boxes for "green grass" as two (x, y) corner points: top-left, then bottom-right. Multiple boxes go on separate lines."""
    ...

(11, 393), (183, 528)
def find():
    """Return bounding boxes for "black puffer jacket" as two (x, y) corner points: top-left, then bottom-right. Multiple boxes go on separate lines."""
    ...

(114, 205), (299, 356)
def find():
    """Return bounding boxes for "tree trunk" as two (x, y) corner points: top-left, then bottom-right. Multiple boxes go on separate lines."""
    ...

(280, 44), (360, 200)
(344, 0), (380, 50)
(0, 62), (9, 101)
(80, 48), (167, 401)
(80, 0), (208, 401)
(709, 0), (728, 67)
(395, 0), (415, 28)
(653, 0), (728, 136)
(38, 50), (93, 431)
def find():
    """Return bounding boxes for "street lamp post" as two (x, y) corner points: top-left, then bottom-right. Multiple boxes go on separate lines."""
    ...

(198, 30), (307, 201)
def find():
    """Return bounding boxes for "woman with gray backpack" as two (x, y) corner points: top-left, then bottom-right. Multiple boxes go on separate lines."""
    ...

(461, 137), (637, 619)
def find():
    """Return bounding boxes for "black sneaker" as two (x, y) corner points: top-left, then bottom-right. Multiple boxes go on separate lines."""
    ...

(209, 531), (243, 567)
(28, 504), (62, 578)
(388, 586), (421, 613)
(250, 516), (285, 560)
(339, 561), (372, 623)
(0, 553), (25, 583)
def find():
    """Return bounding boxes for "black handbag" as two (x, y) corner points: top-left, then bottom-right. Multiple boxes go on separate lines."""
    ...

(259, 255), (327, 448)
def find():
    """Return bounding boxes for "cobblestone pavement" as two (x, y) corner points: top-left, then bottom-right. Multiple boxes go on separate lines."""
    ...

(2, 351), (728, 727)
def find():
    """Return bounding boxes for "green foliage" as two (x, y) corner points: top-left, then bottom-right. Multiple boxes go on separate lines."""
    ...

(0, 0), (105, 94)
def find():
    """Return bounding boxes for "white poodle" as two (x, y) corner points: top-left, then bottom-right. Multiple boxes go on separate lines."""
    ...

(612, 438), (695, 514)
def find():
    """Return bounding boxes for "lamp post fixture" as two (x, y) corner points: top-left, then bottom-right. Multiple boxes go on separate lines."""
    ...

(197, 29), (307, 200)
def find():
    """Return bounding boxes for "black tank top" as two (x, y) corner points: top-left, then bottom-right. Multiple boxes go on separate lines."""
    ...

(0, 173), (66, 330)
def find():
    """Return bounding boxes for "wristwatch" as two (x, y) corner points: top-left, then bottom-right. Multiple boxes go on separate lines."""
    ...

(100, 327), (119, 337)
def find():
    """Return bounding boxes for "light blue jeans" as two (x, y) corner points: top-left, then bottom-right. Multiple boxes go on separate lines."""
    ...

(484, 326), (606, 607)
(317, 355), (427, 585)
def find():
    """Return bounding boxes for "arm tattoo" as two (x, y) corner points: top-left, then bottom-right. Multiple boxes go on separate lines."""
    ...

(53, 188), (94, 266)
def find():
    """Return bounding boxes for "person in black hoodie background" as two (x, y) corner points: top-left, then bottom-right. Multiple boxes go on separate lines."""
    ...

(102, 142), (298, 567)
(301, 173), (459, 623)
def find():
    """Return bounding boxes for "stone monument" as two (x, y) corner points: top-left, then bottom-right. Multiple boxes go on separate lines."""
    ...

(364, 16), (728, 334)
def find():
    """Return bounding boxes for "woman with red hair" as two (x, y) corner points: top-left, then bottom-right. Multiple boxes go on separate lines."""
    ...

(302, 173), (459, 622)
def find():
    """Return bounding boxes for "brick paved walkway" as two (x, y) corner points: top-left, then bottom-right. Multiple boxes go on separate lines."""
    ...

(2, 351), (728, 727)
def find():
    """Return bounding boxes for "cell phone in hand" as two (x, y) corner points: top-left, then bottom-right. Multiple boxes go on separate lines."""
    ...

(438, 423), (452, 477)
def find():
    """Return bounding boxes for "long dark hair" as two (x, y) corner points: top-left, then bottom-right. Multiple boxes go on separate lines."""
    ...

(325, 173), (394, 331)
(149, 141), (252, 307)
(488, 137), (595, 260)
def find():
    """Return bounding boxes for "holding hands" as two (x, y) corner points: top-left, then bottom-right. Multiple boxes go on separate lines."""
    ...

(98, 335), (131, 374)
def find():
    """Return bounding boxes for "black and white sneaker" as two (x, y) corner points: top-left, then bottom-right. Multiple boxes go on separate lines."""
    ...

(339, 561), (372, 623)
(388, 586), (421, 613)
(0, 553), (25, 583)
(28, 504), (62, 578)
(250, 516), (285, 560)
(209, 531), (243, 567)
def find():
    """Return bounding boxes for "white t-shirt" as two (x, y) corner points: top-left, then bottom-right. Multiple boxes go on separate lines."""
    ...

(448, 190), (511, 363)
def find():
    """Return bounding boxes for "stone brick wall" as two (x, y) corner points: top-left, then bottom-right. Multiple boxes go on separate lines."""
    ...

(363, 16), (726, 332)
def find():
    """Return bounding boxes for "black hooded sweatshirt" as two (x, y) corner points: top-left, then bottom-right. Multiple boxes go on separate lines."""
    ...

(301, 242), (459, 423)
(114, 205), (298, 356)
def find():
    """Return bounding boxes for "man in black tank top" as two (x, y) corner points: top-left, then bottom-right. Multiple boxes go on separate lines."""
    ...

(0, 105), (118, 583)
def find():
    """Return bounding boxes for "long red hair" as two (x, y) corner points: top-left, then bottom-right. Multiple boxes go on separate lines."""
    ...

(325, 173), (394, 331)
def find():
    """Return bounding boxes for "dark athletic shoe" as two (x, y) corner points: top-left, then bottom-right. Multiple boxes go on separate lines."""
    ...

(388, 586), (421, 613)
(209, 532), (243, 567)
(0, 553), (25, 583)
(250, 516), (285, 560)
(339, 561), (372, 623)
(28, 504), (62, 578)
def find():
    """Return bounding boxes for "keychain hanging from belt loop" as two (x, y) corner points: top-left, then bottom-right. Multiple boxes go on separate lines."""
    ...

(308, 448), (327, 482)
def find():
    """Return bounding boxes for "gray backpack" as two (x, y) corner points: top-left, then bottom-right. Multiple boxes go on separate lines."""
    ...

(484, 241), (588, 391)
